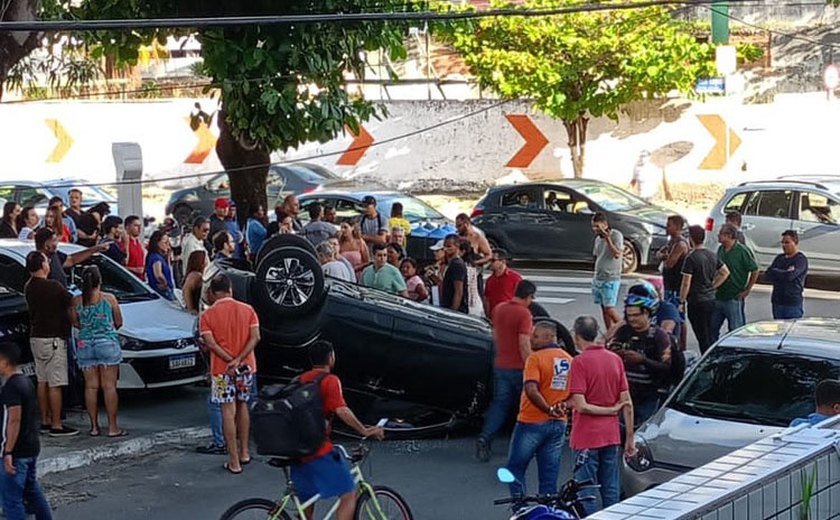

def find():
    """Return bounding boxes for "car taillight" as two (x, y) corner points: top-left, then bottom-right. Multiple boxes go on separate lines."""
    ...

(470, 207), (484, 218)
(705, 218), (714, 232)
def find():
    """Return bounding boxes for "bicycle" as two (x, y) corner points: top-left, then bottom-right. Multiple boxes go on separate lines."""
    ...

(219, 442), (413, 520)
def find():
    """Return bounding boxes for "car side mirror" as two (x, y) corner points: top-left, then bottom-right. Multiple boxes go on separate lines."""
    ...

(496, 468), (516, 484)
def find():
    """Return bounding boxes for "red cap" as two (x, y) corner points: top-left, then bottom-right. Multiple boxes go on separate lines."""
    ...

(214, 197), (230, 209)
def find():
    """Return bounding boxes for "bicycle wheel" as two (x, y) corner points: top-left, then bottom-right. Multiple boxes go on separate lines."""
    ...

(354, 485), (413, 520)
(219, 498), (292, 520)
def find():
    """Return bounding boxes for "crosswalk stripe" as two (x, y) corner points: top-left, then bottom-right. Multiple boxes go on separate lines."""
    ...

(536, 297), (575, 305)
(536, 286), (591, 295)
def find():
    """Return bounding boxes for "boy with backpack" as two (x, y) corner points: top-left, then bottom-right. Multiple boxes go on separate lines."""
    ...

(291, 341), (385, 520)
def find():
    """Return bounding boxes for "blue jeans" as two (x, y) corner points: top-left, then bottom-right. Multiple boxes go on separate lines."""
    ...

(209, 375), (257, 447)
(480, 369), (523, 444)
(506, 421), (567, 497)
(574, 445), (621, 517)
(709, 299), (745, 344)
(0, 457), (52, 520)
(773, 304), (803, 320)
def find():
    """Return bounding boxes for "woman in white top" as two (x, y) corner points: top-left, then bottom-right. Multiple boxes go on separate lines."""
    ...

(16, 206), (39, 240)
(459, 240), (485, 317)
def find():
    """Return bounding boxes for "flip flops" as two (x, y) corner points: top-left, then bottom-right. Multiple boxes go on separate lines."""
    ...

(107, 429), (129, 438)
(223, 463), (243, 475)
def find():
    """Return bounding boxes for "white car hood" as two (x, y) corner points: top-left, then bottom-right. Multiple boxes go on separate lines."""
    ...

(119, 298), (197, 342)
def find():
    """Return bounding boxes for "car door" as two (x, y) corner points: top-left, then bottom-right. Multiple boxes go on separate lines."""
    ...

(493, 187), (546, 258)
(542, 187), (595, 261)
(741, 190), (795, 267)
(0, 254), (28, 293)
(792, 191), (840, 274)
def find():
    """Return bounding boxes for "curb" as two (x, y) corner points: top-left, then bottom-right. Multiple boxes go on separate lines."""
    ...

(39, 426), (210, 476)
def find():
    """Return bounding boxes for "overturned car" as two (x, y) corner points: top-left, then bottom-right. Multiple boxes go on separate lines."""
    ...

(207, 235), (497, 435)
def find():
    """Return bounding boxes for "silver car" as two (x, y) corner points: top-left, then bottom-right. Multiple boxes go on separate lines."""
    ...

(703, 177), (840, 274)
(622, 318), (840, 497)
(0, 240), (205, 389)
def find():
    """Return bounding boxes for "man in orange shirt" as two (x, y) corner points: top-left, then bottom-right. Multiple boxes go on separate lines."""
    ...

(505, 321), (573, 497)
(200, 274), (260, 475)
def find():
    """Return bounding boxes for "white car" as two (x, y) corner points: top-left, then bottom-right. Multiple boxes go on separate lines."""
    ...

(0, 239), (205, 389)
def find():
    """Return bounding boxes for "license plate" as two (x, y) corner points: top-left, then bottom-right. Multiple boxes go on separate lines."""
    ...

(168, 354), (196, 370)
(20, 362), (35, 377)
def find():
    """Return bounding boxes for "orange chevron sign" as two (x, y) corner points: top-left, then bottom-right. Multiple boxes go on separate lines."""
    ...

(337, 125), (374, 166)
(184, 117), (217, 164)
(505, 115), (549, 168)
(45, 119), (74, 163)
(697, 114), (741, 170)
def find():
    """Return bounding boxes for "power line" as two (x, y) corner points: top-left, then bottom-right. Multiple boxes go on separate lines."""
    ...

(39, 99), (512, 190)
(0, 0), (780, 32)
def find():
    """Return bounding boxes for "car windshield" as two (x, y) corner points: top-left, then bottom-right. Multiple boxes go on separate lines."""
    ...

(669, 346), (840, 427)
(48, 184), (117, 205)
(576, 184), (647, 212)
(378, 196), (445, 223)
(68, 255), (158, 303)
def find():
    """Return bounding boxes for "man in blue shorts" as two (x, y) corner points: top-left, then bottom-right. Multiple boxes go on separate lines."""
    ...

(591, 213), (624, 331)
(293, 341), (385, 520)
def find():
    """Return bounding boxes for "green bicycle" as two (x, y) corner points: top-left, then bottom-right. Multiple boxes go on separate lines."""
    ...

(218, 443), (413, 520)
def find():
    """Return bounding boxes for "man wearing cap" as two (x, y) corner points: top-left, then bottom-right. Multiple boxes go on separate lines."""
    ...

(210, 198), (230, 240)
(359, 196), (389, 251)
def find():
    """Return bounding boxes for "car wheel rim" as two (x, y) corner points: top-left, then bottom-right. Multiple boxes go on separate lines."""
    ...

(264, 257), (316, 308)
(623, 244), (636, 271)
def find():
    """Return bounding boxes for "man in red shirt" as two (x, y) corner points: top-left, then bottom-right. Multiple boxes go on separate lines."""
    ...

(568, 315), (635, 516)
(200, 274), (260, 475)
(476, 279), (536, 463)
(483, 248), (523, 319)
(120, 215), (146, 280)
(292, 341), (385, 520)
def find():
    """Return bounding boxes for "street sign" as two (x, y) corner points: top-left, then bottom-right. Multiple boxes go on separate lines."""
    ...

(696, 78), (726, 95)
(824, 65), (839, 90)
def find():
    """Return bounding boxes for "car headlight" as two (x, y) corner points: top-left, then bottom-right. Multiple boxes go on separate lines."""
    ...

(626, 436), (654, 472)
(642, 222), (667, 236)
(119, 335), (146, 351)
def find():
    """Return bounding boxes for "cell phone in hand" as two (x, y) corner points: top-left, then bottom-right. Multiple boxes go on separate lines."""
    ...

(376, 418), (389, 428)
(234, 365), (251, 376)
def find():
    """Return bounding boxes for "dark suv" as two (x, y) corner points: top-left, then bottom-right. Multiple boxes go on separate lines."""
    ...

(470, 180), (676, 273)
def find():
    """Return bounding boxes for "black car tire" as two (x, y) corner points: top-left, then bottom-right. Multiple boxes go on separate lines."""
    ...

(258, 297), (326, 346)
(255, 233), (317, 267)
(622, 241), (640, 274)
(173, 203), (195, 226)
(254, 242), (325, 318)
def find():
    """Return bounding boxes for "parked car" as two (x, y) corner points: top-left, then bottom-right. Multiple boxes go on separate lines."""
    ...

(704, 177), (840, 275)
(0, 239), (206, 389)
(622, 318), (840, 497)
(0, 282), (35, 377)
(0, 179), (119, 217)
(209, 234), (495, 435)
(298, 190), (456, 264)
(469, 180), (677, 273)
(165, 163), (344, 225)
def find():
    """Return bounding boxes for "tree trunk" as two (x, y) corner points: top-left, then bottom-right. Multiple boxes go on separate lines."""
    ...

(662, 166), (673, 201)
(0, 0), (41, 102)
(215, 108), (270, 227)
(563, 115), (589, 178)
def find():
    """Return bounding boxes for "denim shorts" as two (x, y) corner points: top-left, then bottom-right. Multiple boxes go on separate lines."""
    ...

(75, 338), (123, 370)
(592, 279), (621, 307)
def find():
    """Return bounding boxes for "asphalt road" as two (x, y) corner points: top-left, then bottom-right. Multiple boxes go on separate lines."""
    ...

(40, 268), (840, 520)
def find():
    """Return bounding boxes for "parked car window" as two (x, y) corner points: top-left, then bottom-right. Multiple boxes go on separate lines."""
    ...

(544, 189), (590, 214)
(47, 185), (116, 205)
(267, 169), (287, 188)
(743, 190), (794, 219)
(799, 192), (840, 225)
(16, 187), (47, 208)
(723, 192), (750, 214)
(207, 174), (229, 192)
(669, 346), (840, 427)
(576, 184), (646, 212)
(378, 196), (445, 222)
(0, 255), (28, 293)
(334, 199), (365, 221)
(68, 255), (158, 303)
(501, 189), (540, 209)
(0, 186), (15, 202)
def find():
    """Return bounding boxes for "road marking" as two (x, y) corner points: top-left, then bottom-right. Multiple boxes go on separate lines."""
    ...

(524, 275), (632, 285)
(537, 286), (591, 295)
(536, 297), (575, 305)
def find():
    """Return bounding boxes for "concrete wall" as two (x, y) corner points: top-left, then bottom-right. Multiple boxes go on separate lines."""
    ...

(1, 93), (839, 195)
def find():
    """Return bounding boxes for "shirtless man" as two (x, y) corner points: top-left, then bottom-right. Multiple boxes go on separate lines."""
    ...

(455, 213), (492, 267)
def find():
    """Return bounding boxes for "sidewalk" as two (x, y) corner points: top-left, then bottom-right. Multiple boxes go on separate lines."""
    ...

(39, 384), (210, 475)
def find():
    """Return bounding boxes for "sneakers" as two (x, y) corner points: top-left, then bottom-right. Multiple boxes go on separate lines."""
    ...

(49, 426), (80, 437)
(475, 437), (491, 463)
(196, 444), (227, 455)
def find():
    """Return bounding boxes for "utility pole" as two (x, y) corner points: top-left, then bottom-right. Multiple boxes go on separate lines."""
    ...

(711, 1), (730, 44)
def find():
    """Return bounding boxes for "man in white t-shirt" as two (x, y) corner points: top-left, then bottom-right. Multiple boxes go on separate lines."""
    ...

(316, 241), (354, 282)
(631, 150), (659, 202)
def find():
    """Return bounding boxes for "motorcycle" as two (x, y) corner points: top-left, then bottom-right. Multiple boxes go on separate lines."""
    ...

(493, 467), (598, 520)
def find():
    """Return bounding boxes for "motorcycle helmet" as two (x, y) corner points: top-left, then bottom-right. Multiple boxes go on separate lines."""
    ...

(624, 282), (660, 315)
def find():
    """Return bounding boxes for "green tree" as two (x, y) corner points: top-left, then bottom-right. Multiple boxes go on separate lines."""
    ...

(2, 1), (413, 219)
(437, 0), (715, 178)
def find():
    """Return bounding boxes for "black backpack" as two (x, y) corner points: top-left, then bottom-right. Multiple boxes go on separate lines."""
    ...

(648, 326), (686, 387)
(250, 372), (329, 459)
